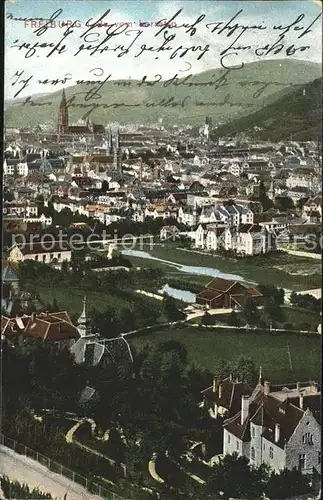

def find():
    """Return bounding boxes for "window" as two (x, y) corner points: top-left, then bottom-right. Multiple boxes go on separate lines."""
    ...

(50, 254), (54, 260)
(42, 255), (46, 262)
(236, 440), (239, 450)
(35, 255), (39, 261)
(302, 433), (313, 445)
(269, 447), (274, 459)
(228, 434), (231, 444)
(318, 452), (321, 465)
(251, 426), (255, 438)
(251, 447), (255, 460)
(57, 253), (61, 259)
(299, 454), (306, 470)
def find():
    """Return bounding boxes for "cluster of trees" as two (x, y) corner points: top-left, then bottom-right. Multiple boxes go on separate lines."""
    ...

(212, 355), (258, 385)
(250, 180), (274, 212)
(207, 453), (312, 499)
(290, 291), (321, 313)
(1, 339), (219, 485)
(2, 336), (316, 500)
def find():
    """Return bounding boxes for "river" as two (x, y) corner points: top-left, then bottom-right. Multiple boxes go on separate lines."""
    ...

(158, 284), (196, 303)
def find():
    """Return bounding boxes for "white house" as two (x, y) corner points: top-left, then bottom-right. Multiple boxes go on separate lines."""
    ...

(4, 159), (28, 176)
(286, 170), (317, 190)
(3, 201), (38, 217)
(228, 162), (243, 177)
(235, 224), (266, 256)
(8, 242), (72, 264)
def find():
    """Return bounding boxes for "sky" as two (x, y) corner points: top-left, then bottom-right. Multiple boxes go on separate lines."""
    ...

(4, 0), (322, 99)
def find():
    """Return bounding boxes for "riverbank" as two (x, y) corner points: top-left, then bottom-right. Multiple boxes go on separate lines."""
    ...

(123, 245), (322, 291)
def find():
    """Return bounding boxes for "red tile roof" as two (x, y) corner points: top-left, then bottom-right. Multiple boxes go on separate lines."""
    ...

(1, 312), (79, 342)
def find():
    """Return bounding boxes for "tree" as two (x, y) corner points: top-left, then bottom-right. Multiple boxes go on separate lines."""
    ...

(275, 196), (294, 212)
(241, 297), (261, 326)
(262, 296), (284, 324)
(233, 356), (257, 384)
(207, 453), (269, 499)
(228, 311), (241, 327)
(258, 284), (285, 306)
(255, 180), (274, 212)
(163, 294), (186, 322)
(265, 468), (312, 499)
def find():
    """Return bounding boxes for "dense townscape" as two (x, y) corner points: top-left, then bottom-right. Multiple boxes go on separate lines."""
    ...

(1, 70), (322, 499)
(2, 0), (323, 480)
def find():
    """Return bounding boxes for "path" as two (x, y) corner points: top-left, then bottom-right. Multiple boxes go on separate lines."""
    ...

(148, 457), (164, 484)
(120, 308), (234, 338)
(282, 249), (321, 260)
(297, 288), (322, 299)
(0, 446), (101, 500)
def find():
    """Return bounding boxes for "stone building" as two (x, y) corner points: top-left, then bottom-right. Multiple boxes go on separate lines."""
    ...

(222, 378), (321, 475)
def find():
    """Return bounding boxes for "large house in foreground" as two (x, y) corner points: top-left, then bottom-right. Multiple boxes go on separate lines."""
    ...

(224, 379), (321, 475)
(202, 376), (321, 476)
(196, 277), (263, 310)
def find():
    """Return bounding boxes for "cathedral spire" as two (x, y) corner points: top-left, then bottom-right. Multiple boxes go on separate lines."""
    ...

(61, 87), (67, 104)
(58, 88), (68, 134)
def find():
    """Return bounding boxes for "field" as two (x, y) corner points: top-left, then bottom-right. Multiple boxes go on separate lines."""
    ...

(128, 244), (322, 291)
(129, 326), (321, 383)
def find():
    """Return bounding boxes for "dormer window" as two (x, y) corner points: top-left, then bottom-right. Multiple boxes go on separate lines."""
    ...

(302, 433), (313, 445)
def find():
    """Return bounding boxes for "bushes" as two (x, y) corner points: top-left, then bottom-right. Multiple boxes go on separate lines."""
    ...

(0, 476), (53, 499)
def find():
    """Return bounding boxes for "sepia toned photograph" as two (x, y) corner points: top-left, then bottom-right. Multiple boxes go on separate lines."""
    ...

(1, 1), (322, 499)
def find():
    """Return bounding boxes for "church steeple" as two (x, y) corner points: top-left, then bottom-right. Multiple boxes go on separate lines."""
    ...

(77, 296), (90, 338)
(58, 88), (69, 135)
(258, 365), (263, 385)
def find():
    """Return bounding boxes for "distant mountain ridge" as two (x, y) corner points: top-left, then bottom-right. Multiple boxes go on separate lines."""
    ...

(4, 59), (321, 128)
(215, 77), (322, 141)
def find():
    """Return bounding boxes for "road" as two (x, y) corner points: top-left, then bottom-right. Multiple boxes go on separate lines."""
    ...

(0, 446), (101, 500)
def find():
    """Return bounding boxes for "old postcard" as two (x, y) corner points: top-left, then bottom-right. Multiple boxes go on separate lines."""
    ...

(2, 0), (322, 499)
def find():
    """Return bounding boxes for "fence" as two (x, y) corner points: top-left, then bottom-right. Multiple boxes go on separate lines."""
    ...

(0, 434), (129, 500)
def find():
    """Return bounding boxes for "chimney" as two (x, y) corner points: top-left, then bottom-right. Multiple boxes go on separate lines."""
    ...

(212, 377), (216, 393)
(310, 382), (318, 394)
(229, 373), (233, 382)
(299, 394), (304, 410)
(31, 312), (36, 322)
(241, 395), (250, 425)
(296, 382), (301, 392)
(274, 423), (280, 444)
(218, 384), (222, 399)
(264, 381), (271, 396)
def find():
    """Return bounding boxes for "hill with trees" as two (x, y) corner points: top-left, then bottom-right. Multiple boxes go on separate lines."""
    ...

(215, 77), (322, 141)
